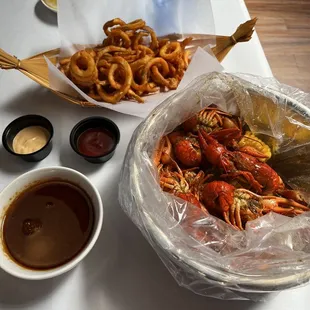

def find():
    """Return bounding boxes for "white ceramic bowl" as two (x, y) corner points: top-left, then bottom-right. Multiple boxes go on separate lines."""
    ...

(41, 0), (57, 13)
(0, 167), (103, 280)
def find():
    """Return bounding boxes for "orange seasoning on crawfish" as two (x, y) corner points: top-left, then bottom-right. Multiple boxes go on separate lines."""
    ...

(77, 128), (116, 157)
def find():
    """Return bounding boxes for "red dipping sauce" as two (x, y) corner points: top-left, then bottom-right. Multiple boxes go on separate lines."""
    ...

(77, 127), (115, 157)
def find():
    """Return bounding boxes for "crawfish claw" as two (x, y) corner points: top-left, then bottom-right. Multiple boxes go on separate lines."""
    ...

(210, 128), (241, 145)
(221, 171), (263, 194)
(238, 146), (270, 159)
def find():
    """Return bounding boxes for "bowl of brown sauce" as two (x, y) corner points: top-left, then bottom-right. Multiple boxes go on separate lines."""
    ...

(70, 117), (120, 164)
(0, 167), (103, 280)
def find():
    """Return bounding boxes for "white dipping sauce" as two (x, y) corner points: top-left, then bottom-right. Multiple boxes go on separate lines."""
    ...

(12, 126), (50, 154)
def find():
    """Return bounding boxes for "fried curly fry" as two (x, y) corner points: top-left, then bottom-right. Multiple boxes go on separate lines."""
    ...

(180, 37), (193, 48)
(103, 18), (126, 36)
(59, 18), (193, 104)
(110, 29), (131, 48)
(151, 67), (177, 89)
(88, 87), (102, 100)
(143, 26), (159, 50)
(97, 58), (112, 69)
(130, 55), (153, 73)
(127, 89), (144, 103)
(141, 57), (169, 84)
(136, 45), (155, 57)
(158, 39), (169, 48)
(118, 19), (146, 31)
(85, 48), (97, 58)
(60, 62), (70, 76)
(107, 63), (121, 89)
(183, 50), (190, 68)
(69, 51), (98, 87)
(96, 46), (128, 61)
(96, 57), (133, 104)
(59, 57), (71, 66)
(132, 32), (148, 49)
(159, 42), (182, 61)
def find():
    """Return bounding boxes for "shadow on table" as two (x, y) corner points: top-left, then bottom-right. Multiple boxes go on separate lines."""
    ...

(2, 86), (137, 126)
(0, 268), (69, 308)
(0, 147), (38, 174)
(34, 0), (57, 26)
(2, 87), (71, 116)
(79, 175), (263, 310)
(59, 146), (99, 175)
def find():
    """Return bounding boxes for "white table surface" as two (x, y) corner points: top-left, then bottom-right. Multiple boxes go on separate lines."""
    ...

(0, 0), (308, 309)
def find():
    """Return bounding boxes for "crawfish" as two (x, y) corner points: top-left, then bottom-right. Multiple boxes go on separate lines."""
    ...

(174, 136), (202, 168)
(209, 126), (270, 160)
(183, 106), (240, 134)
(154, 136), (173, 166)
(182, 106), (269, 160)
(158, 164), (204, 209)
(198, 129), (284, 194)
(202, 181), (309, 230)
(183, 168), (212, 200)
(194, 110), (270, 160)
(166, 131), (202, 168)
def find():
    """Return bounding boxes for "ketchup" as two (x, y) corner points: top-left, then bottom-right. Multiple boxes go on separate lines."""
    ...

(77, 127), (115, 157)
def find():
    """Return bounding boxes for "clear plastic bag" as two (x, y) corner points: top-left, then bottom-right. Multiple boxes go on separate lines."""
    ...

(118, 72), (310, 301)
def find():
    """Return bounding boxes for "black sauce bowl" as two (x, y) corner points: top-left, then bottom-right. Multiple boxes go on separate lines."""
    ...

(2, 115), (54, 162)
(70, 117), (120, 164)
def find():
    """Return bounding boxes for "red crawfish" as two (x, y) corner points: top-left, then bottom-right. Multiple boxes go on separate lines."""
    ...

(198, 129), (284, 195)
(158, 164), (204, 210)
(202, 181), (309, 230)
(183, 106), (269, 160)
(154, 136), (173, 166)
(182, 106), (240, 134)
(167, 131), (202, 168)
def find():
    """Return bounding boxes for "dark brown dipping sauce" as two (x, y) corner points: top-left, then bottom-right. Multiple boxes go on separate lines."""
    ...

(77, 127), (115, 157)
(3, 180), (94, 270)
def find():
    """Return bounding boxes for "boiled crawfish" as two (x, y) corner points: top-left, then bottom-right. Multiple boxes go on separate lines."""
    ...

(198, 129), (284, 195)
(202, 181), (309, 230)
(164, 131), (202, 168)
(173, 135), (202, 168)
(166, 128), (265, 169)
(154, 136), (173, 166)
(158, 164), (206, 209)
(183, 106), (270, 158)
(181, 106), (269, 162)
(183, 106), (240, 134)
(154, 132), (202, 168)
